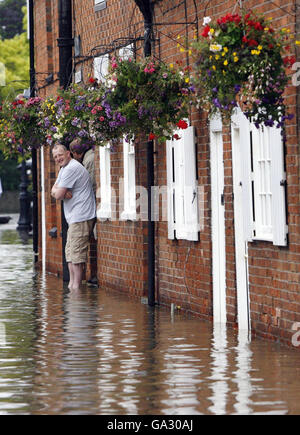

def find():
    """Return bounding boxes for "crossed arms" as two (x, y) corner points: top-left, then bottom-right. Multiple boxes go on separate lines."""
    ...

(51, 183), (73, 200)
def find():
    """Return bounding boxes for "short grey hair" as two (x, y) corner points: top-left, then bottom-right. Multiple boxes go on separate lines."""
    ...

(52, 143), (69, 153)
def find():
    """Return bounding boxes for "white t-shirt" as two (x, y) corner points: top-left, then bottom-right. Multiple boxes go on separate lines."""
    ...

(56, 158), (96, 224)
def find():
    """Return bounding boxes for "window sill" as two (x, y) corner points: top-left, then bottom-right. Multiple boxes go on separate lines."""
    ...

(97, 207), (111, 221)
(120, 210), (137, 222)
(95, 1), (106, 12)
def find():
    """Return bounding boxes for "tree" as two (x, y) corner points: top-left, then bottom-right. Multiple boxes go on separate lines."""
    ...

(0, 6), (29, 103)
(0, 0), (26, 40)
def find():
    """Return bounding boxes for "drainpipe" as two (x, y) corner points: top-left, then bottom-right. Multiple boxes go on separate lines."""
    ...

(58, 0), (73, 281)
(28, 0), (38, 264)
(58, 0), (73, 89)
(134, 0), (155, 306)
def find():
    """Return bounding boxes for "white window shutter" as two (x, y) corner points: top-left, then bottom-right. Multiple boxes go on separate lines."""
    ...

(166, 126), (199, 241)
(94, 54), (109, 83)
(269, 127), (288, 246)
(166, 138), (175, 239)
(173, 133), (186, 239)
(251, 125), (273, 241)
(231, 108), (254, 241)
(97, 144), (112, 220)
(182, 126), (199, 241)
(121, 137), (136, 221)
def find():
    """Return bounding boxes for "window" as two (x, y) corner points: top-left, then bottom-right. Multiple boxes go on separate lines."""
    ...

(94, 1), (107, 12)
(231, 108), (288, 246)
(120, 138), (136, 221)
(119, 44), (135, 60)
(97, 144), (112, 220)
(93, 54), (109, 83)
(166, 124), (199, 241)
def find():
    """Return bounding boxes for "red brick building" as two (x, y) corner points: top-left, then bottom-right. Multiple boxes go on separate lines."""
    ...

(33, 0), (300, 347)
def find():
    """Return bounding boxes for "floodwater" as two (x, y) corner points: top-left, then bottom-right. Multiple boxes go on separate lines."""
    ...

(1, 219), (300, 415)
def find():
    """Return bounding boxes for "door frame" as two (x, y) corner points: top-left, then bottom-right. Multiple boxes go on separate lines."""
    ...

(210, 115), (227, 325)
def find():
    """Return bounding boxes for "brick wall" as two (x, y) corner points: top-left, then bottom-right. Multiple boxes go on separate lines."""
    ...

(34, 0), (300, 347)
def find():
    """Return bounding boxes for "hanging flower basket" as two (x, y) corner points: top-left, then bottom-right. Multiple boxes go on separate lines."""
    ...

(41, 83), (99, 148)
(41, 81), (127, 148)
(104, 57), (194, 142)
(190, 10), (295, 128)
(0, 96), (45, 160)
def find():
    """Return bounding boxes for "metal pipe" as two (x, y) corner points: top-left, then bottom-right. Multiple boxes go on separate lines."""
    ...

(58, 0), (73, 89)
(58, 0), (73, 281)
(134, 0), (155, 307)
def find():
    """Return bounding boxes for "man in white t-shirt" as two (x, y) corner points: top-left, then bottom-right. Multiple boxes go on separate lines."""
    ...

(51, 143), (96, 292)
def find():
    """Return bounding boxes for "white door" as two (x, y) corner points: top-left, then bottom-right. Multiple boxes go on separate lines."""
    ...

(231, 109), (252, 331)
(210, 116), (226, 325)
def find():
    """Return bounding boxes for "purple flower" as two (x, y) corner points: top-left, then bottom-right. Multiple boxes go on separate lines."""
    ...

(234, 84), (241, 93)
(213, 98), (221, 108)
(71, 117), (81, 126)
(78, 129), (89, 137)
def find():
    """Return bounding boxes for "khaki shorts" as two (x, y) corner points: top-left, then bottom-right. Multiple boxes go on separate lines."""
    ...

(65, 218), (96, 264)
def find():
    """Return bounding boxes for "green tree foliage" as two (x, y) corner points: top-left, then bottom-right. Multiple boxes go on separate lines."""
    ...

(0, 4), (28, 189)
(0, 6), (29, 103)
(0, 0), (26, 40)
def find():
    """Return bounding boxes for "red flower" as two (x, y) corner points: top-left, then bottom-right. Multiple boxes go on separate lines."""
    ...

(248, 39), (259, 47)
(202, 25), (211, 38)
(148, 133), (156, 140)
(177, 119), (188, 129)
(217, 13), (241, 25)
(88, 77), (96, 83)
(254, 22), (264, 31)
(284, 56), (296, 66)
(172, 133), (181, 140)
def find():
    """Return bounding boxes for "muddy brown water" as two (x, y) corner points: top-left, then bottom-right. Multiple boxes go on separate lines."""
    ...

(1, 223), (300, 415)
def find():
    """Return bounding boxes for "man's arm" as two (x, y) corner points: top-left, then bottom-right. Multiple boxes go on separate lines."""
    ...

(51, 183), (72, 200)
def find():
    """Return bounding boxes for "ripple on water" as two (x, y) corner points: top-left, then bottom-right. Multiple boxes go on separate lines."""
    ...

(0, 228), (300, 414)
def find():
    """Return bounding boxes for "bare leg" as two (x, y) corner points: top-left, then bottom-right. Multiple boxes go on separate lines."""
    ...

(68, 262), (74, 290)
(72, 263), (84, 291)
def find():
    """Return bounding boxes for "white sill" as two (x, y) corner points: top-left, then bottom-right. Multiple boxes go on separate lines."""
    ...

(97, 207), (111, 221)
(251, 236), (273, 243)
(120, 210), (137, 221)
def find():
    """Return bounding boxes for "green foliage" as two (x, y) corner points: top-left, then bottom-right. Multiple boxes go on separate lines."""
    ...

(0, 0), (26, 39)
(0, 5), (29, 103)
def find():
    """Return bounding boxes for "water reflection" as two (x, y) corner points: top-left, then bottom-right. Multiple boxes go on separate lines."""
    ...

(1, 226), (300, 414)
